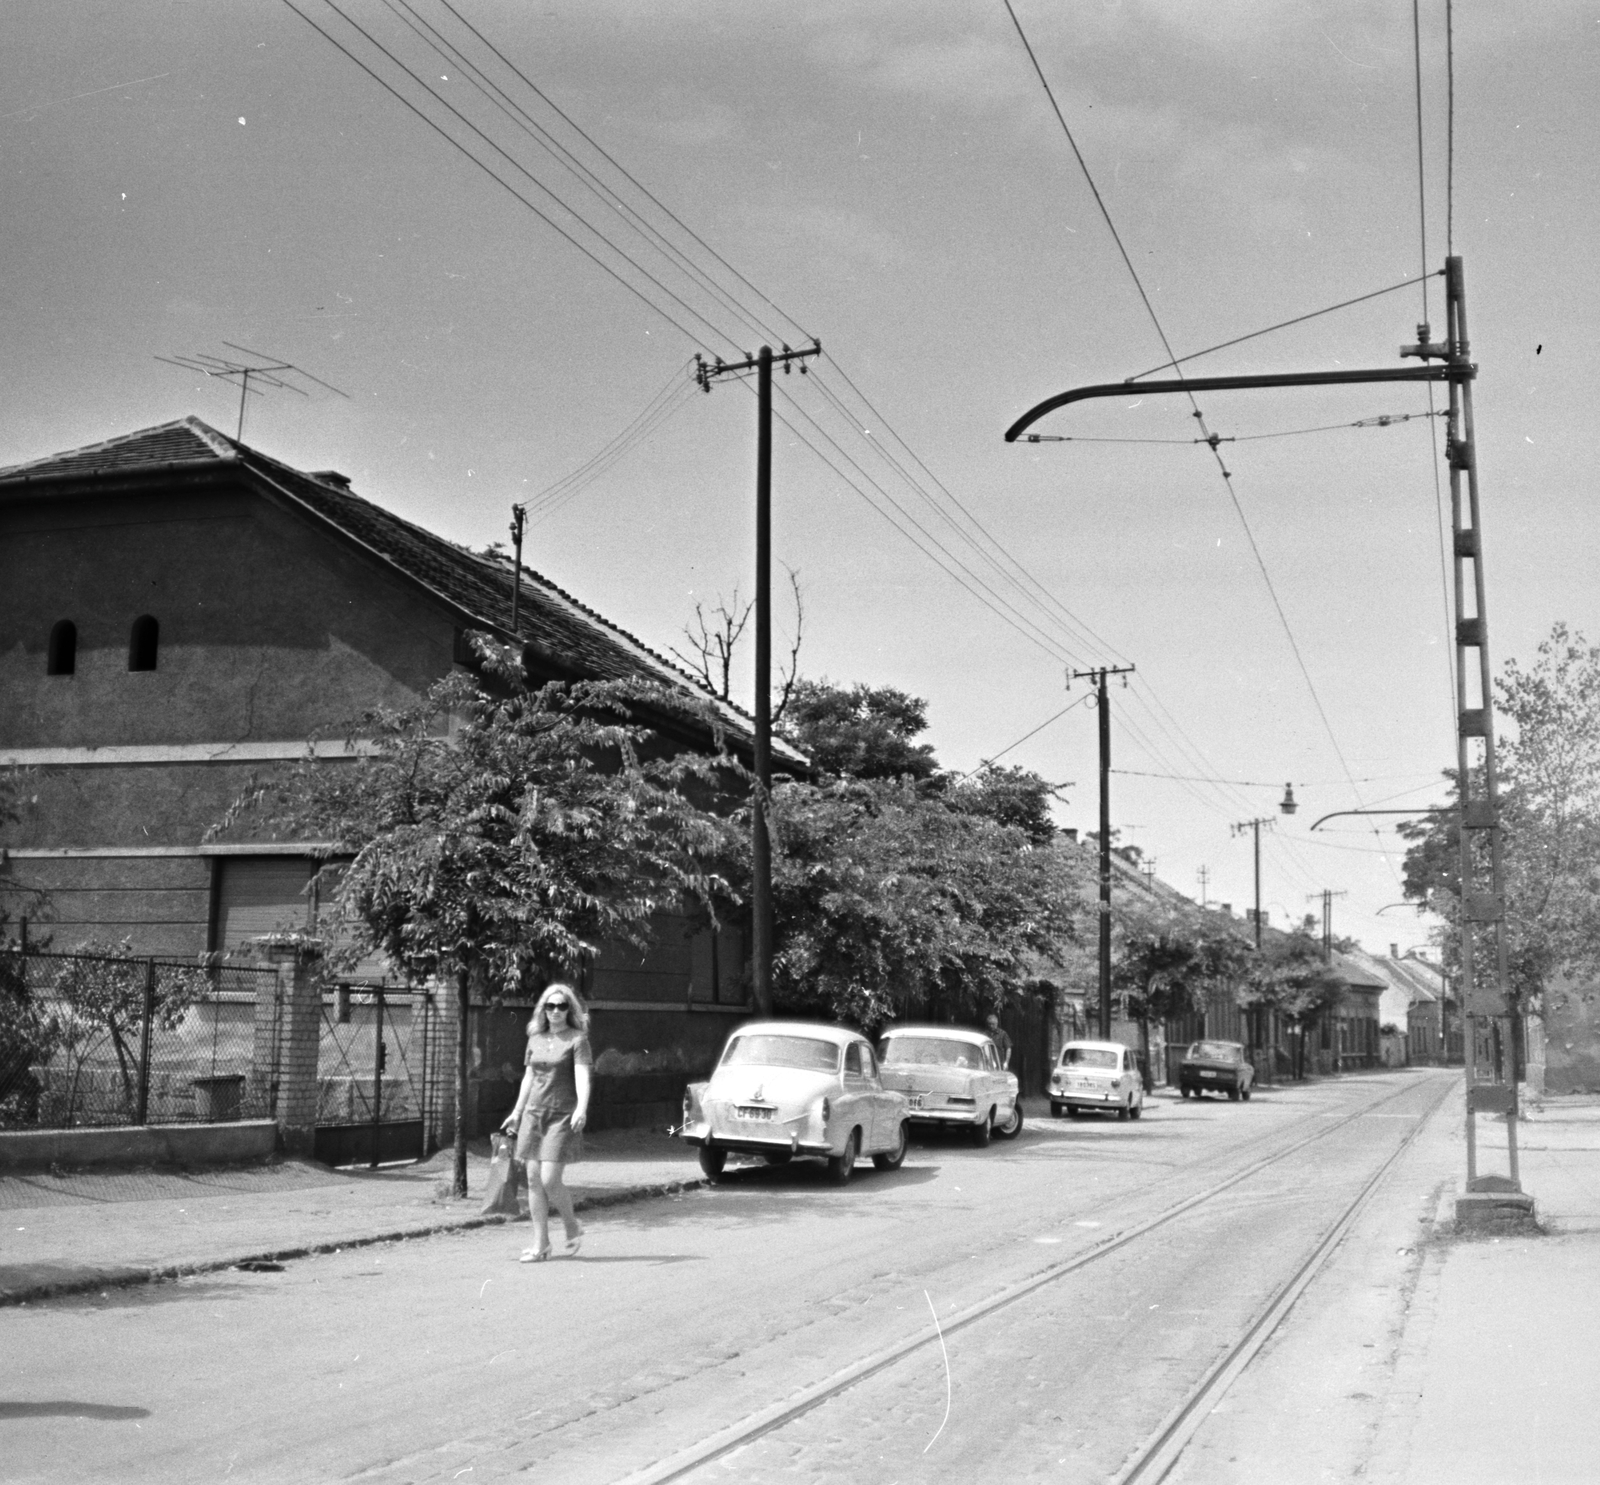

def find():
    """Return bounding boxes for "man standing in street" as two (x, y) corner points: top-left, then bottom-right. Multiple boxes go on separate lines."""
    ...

(986, 1013), (1013, 1069)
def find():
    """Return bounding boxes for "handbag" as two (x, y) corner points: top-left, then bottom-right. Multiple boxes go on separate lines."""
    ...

(479, 1130), (523, 1216)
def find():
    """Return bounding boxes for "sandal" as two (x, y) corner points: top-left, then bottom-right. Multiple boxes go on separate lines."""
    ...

(563, 1226), (584, 1257)
(518, 1244), (551, 1264)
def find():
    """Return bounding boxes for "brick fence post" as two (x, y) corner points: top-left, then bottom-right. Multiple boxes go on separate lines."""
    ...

(262, 941), (324, 1156)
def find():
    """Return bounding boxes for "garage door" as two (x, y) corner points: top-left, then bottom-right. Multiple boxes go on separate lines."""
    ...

(214, 857), (314, 952)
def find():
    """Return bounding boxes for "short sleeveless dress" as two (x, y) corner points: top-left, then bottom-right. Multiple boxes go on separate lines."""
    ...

(515, 1028), (592, 1163)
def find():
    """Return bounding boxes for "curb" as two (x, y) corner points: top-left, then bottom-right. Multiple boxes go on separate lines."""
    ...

(0, 1174), (708, 1308)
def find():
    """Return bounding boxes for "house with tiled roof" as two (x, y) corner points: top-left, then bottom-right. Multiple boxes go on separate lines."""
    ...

(1341, 946), (1456, 1067)
(0, 417), (794, 1143)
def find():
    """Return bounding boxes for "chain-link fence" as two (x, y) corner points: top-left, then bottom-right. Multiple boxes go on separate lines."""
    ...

(0, 949), (282, 1131)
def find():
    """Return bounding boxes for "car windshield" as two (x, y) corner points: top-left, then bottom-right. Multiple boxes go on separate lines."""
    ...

(1189, 1041), (1239, 1061)
(1060, 1047), (1119, 1070)
(722, 1034), (840, 1074)
(880, 1036), (982, 1069)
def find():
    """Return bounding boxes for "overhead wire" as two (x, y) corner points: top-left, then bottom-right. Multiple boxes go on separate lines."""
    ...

(524, 370), (699, 524)
(1001, 0), (1380, 835)
(383, 0), (786, 351)
(1127, 272), (1444, 381)
(430, 0), (813, 348)
(291, 0), (740, 353)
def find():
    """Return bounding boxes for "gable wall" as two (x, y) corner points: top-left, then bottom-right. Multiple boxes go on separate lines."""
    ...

(0, 478), (456, 752)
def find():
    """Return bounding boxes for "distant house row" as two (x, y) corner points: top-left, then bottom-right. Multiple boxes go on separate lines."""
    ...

(0, 416), (803, 1138)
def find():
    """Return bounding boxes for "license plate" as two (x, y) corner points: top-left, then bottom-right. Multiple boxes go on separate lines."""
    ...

(908, 1095), (925, 1109)
(1201, 1071), (1219, 1079)
(735, 1106), (775, 1121)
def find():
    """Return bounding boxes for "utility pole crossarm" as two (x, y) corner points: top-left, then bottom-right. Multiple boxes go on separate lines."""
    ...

(1003, 364), (1462, 443)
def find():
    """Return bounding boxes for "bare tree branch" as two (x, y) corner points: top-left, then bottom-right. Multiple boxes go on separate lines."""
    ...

(669, 588), (751, 702)
(773, 566), (805, 727)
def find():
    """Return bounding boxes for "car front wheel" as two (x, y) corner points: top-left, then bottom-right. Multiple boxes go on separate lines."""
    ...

(873, 1121), (909, 1171)
(996, 1100), (1024, 1139)
(1116, 1100), (1131, 1121)
(1129, 1098), (1143, 1120)
(827, 1129), (860, 1185)
(699, 1145), (727, 1181)
(1241, 1085), (1252, 1102)
(1228, 1085), (1241, 1101)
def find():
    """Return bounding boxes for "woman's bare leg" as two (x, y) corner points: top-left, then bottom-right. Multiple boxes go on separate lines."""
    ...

(540, 1160), (580, 1243)
(525, 1160), (550, 1254)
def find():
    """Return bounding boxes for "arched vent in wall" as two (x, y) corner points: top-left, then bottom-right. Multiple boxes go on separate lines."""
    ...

(47, 619), (77, 676)
(128, 614), (159, 672)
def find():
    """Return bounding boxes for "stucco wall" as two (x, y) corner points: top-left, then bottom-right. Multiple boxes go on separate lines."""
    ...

(0, 481), (453, 752)
(1543, 969), (1600, 1094)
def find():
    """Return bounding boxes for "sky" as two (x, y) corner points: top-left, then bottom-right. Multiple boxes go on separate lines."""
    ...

(3, 1), (1596, 957)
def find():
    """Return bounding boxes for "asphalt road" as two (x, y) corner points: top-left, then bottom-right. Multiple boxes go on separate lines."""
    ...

(1, 1068), (1455, 1484)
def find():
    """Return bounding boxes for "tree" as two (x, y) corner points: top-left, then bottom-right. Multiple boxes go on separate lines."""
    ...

(765, 775), (1082, 1030)
(1401, 623), (1600, 1015)
(46, 938), (207, 1125)
(670, 569), (804, 725)
(942, 764), (1063, 844)
(0, 769), (55, 1127)
(780, 679), (939, 781)
(1236, 930), (1345, 1080)
(1113, 907), (1251, 1080)
(214, 639), (738, 1196)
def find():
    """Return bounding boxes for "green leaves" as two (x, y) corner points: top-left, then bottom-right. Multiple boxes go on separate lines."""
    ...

(214, 643), (741, 997)
(766, 775), (1082, 1028)
(1401, 623), (1600, 1004)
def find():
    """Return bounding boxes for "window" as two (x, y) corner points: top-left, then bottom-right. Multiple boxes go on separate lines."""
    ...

(128, 614), (159, 671)
(844, 1042), (864, 1078)
(46, 619), (76, 676)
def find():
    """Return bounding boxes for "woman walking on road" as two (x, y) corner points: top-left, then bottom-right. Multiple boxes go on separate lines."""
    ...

(503, 983), (592, 1262)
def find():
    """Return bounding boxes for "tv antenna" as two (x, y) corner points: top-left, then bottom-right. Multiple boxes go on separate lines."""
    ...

(156, 341), (349, 441)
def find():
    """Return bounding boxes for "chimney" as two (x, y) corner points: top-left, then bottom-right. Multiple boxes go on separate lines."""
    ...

(1390, 943), (1399, 959)
(1219, 903), (1232, 916)
(1062, 828), (1079, 843)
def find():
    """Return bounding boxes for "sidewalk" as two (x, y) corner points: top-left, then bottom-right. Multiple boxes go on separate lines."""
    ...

(1375, 1090), (1600, 1483)
(0, 1128), (706, 1306)
(1168, 1081), (1600, 1484)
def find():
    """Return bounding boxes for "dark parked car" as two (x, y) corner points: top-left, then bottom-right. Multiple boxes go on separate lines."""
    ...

(1179, 1040), (1254, 1101)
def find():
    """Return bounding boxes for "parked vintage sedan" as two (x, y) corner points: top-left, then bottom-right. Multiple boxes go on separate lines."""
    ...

(1049, 1040), (1145, 1120)
(876, 1025), (1023, 1145)
(679, 1022), (912, 1185)
(1179, 1039), (1255, 1100)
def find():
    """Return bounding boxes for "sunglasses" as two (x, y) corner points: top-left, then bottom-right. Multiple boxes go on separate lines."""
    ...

(547, 1001), (571, 1012)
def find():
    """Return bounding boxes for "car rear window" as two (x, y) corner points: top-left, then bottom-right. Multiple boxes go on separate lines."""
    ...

(880, 1036), (983, 1069)
(1059, 1047), (1119, 1070)
(722, 1034), (840, 1073)
(1189, 1041), (1239, 1061)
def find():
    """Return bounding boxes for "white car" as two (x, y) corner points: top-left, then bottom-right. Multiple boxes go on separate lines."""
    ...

(680, 1022), (912, 1185)
(1049, 1040), (1145, 1120)
(876, 1025), (1023, 1144)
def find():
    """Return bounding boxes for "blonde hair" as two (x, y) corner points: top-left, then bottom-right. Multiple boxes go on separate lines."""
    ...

(529, 982), (589, 1035)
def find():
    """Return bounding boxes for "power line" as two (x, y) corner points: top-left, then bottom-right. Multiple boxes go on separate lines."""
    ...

(962, 692), (1091, 775)
(1001, 1), (1374, 832)
(1127, 273), (1444, 382)
(383, 0), (784, 351)
(287, 0), (735, 352)
(430, 0), (812, 348)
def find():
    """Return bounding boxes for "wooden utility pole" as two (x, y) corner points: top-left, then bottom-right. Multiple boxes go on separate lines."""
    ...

(1073, 665), (1135, 1039)
(696, 341), (821, 1014)
(509, 504), (527, 633)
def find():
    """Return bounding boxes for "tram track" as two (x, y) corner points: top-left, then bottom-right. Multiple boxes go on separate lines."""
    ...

(613, 1071), (1455, 1485)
